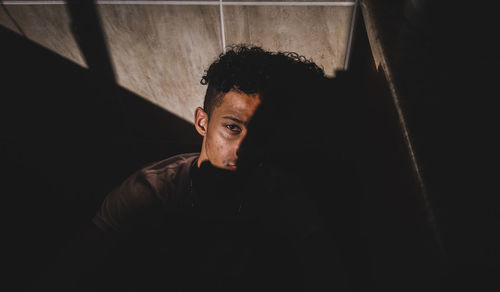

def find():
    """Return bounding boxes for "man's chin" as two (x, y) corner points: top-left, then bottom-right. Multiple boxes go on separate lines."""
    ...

(199, 160), (237, 172)
(225, 165), (237, 171)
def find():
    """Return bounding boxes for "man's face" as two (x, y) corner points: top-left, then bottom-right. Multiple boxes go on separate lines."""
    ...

(195, 89), (261, 171)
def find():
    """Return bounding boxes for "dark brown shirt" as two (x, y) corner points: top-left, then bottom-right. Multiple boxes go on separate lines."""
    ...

(92, 152), (199, 233)
(90, 152), (345, 291)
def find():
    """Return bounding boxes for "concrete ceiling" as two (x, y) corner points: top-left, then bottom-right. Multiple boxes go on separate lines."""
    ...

(0, 0), (356, 123)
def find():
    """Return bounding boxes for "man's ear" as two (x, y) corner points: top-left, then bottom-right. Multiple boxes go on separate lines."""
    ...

(194, 107), (208, 136)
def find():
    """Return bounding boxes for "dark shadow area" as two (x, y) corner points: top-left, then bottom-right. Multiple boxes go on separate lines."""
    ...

(3, 1), (497, 291)
(0, 23), (201, 291)
(231, 11), (442, 290)
(65, 0), (125, 135)
(357, 1), (499, 291)
(345, 12), (442, 291)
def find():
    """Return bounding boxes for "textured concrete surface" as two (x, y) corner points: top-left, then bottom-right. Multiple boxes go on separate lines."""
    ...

(224, 0), (353, 2)
(0, 2), (353, 123)
(0, 6), (17, 33)
(0, 5), (86, 67)
(224, 5), (352, 76)
(97, 5), (222, 122)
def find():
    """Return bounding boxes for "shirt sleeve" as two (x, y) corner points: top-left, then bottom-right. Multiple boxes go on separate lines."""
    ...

(92, 170), (164, 233)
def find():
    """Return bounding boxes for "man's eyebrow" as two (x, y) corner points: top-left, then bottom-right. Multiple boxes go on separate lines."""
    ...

(223, 116), (247, 125)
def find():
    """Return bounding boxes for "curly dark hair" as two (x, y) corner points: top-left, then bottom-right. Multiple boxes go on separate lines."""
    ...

(200, 44), (325, 116)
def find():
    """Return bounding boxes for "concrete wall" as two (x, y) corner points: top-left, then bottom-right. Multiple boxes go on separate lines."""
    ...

(0, 0), (355, 123)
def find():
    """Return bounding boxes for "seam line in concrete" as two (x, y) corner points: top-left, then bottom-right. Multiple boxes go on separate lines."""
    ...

(2, 1), (356, 6)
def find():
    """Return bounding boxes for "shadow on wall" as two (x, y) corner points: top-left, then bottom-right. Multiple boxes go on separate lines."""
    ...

(0, 24), (201, 291)
(340, 13), (443, 292)
(1, 8), (434, 292)
(360, 1), (500, 291)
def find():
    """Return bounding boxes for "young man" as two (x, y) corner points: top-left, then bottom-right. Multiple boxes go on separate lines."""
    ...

(92, 46), (273, 234)
(36, 45), (350, 292)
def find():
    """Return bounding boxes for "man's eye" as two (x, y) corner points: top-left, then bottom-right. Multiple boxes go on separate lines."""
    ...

(225, 124), (241, 133)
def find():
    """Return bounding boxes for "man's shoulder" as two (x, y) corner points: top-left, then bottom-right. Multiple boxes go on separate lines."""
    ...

(92, 153), (199, 233)
(139, 152), (199, 201)
(142, 152), (199, 174)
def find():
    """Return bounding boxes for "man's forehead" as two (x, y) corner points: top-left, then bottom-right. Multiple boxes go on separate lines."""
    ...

(222, 116), (247, 126)
(218, 108), (254, 125)
(215, 91), (261, 123)
(221, 90), (260, 107)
